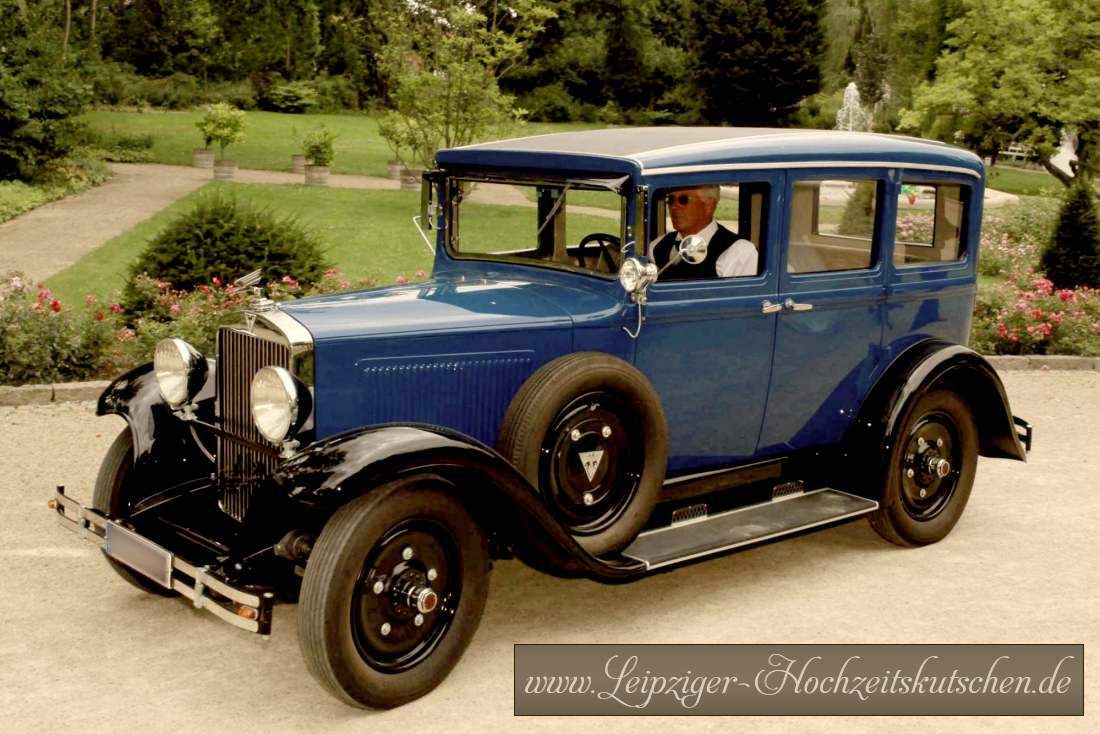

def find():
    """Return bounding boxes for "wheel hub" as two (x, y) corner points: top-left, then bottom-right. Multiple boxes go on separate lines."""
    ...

(900, 414), (960, 520)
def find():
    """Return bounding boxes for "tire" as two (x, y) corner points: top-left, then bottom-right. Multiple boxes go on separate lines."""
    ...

(497, 352), (668, 555)
(869, 388), (978, 547)
(298, 477), (489, 709)
(92, 428), (178, 596)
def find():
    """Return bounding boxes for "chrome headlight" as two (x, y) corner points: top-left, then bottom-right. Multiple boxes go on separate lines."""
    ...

(618, 257), (658, 295)
(154, 338), (207, 408)
(251, 366), (299, 443)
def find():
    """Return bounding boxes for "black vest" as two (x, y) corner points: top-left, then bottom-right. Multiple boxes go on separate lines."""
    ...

(652, 225), (740, 280)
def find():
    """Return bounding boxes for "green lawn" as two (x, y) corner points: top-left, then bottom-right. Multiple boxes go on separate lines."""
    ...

(987, 165), (1062, 197)
(46, 181), (619, 307)
(81, 109), (601, 178)
(47, 182), (436, 305)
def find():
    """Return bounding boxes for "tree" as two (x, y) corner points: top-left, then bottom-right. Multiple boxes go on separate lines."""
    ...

(687, 0), (826, 126)
(0, 0), (89, 181)
(901, 0), (1100, 186)
(377, 1), (553, 169)
(1042, 179), (1100, 289)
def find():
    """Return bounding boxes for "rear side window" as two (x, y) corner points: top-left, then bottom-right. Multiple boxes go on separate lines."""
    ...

(894, 182), (968, 266)
(787, 179), (878, 273)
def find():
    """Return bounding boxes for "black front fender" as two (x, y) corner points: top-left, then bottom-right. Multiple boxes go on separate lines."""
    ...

(275, 424), (646, 582)
(97, 361), (216, 489)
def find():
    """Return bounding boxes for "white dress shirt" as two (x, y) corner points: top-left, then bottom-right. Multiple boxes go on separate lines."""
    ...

(650, 219), (758, 277)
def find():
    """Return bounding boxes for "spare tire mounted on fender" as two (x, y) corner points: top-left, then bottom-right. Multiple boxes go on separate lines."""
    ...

(497, 352), (668, 555)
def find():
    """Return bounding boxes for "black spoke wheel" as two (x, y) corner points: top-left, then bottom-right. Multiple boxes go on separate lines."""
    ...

(869, 388), (978, 547)
(498, 352), (667, 555)
(93, 428), (179, 596)
(298, 477), (489, 708)
(539, 391), (642, 535)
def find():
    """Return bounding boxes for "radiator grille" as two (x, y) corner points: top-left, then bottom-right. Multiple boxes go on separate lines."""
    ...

(216, 327), (291, 520)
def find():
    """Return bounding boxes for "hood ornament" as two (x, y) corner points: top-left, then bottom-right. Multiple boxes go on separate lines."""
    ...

(234, 269), (278, 321)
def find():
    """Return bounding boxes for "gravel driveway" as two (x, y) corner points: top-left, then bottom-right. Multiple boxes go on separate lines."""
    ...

(1, 372), (1096, 733)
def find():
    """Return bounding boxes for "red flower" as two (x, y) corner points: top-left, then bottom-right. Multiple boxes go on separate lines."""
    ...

(281, 275), (299, 288)
(37, 288), (51, 301)
(1058, 289), (1075, 303)
(197, 284), (210, 294)
(109, 303), (123, 314)
(94, 311), (104, 321)
(324, 268), (340, 276)
(395, 275), (409, 284)
(414, 269), (428, 279)
(50, 299), (61, 312)
(212, 276), (223, 287)
(169, 303), (180, 314)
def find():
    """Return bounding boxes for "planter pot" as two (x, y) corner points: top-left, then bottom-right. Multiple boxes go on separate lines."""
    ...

(387, 159), (404, 180)
(291, 154), (310, 174)
(400, 167), (423, 192)
(192, 148), (215, 169)
(213, 160), (238, 181)
(305, 165), (330, 186)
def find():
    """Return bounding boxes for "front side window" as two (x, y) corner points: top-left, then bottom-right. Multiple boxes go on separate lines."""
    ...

(894, 182), (968, 266)
(788, 179), (879, 273)
(448, 179), (625, 276)
(648, 181), (768, 280)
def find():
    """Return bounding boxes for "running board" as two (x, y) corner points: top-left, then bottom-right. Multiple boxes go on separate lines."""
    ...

(622, 488), (878, 571)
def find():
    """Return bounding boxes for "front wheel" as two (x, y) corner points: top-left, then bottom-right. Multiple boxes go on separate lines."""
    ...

(298, 477), (489, 708)
(869, 388), (978, 547)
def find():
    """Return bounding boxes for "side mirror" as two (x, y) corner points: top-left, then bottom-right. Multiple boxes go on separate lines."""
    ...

(618, 257), (658, 304)
(678, 233), (707, 264)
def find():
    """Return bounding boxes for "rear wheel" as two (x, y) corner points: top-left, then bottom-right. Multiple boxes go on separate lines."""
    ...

(298, 477), (489, 708)
(869, 389), (978, 546)
(92, 428), (178, 596)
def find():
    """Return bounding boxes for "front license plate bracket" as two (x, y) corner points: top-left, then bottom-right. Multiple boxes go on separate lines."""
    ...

(104, 521), (174, 589)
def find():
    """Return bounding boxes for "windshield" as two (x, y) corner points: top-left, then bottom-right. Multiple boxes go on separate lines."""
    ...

(447, 178), (627, 276)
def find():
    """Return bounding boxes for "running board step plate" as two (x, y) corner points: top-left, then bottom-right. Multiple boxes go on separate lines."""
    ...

(622, 489), (878, 570)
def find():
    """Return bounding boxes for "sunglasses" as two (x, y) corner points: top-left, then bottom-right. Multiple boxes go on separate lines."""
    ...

(664, 193), (697, 206)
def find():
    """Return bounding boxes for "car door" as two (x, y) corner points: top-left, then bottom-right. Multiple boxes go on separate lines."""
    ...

(632, 172), (782, 475)
(757, 169), (894, 455)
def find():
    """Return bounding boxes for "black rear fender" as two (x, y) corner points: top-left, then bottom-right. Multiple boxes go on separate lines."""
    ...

(274, 424), (645, 582)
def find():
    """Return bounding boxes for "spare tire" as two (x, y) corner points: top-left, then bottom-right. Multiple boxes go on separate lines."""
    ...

(497, 352), (668, 555)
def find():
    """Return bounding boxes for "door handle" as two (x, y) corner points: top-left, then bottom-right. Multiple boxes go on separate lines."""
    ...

(761, 300), (784, 314)
(783, 298), (814, 312)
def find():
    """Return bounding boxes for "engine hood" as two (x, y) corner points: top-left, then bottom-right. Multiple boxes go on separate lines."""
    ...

(277, 274), (623, 342)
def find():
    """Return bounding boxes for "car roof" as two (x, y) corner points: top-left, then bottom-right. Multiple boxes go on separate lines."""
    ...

(435, 127), (985, 180)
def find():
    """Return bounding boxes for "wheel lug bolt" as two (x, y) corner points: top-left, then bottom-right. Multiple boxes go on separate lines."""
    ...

(917, 437), (926, 449)
(570, 429), (582, 442)
(402, 546), (414, 560)
(372, 580), (384, 594)
(601, 425), (612, 438)
(380, 622), (391, 636)
(583, 492), (595, 506)
(936, 438), (943, 448)
(906, 468), (915, 478)
(919, 489), (927, 498)
(427, 568), (437, 581)
(414, 614), (424, 627)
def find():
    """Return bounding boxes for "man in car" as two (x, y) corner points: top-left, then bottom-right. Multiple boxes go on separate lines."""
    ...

(651, 185), (757, 279)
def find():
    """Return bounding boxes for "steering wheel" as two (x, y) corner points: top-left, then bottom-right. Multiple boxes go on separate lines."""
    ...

(576, 232), (622, 272)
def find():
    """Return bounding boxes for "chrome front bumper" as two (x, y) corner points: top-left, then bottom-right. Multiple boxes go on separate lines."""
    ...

(50, 486), (275, 635)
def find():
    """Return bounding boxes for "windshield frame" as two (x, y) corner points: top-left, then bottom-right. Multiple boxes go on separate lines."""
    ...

(442, 171), (633, 280)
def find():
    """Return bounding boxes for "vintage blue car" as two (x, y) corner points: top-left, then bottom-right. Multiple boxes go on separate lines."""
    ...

(52, 128), (1032, 708)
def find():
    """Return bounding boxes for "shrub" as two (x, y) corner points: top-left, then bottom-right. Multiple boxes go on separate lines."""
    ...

(1040, 178), (1100, 289)
(260, 81), (319, 114)
(313, 75), (360, 112)
(978, 197), (1058, 277)
(196, 103), (246, 157)
(135, 73), (203, 109)
(0, 182), (50, 223)
(302, 125), (336, 167)
(837, 182), (877, 236)
(969, 275), (1100, 356)
(202, 80), (257, 110)
(0, 275), (117, 385)
(121, 194), (329, 316)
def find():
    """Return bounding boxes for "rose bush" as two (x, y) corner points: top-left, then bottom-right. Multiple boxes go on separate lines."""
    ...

(970, 275), (1100, 356)
(0, 269), (433, 386)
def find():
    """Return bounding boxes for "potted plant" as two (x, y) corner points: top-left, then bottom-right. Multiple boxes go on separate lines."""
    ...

(302, 125), (336, 186)
(378, 112), (407, 180)
(193, 132), (215, 169)
(290, 126), (310, 174)
(196, 103), (246, 180)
